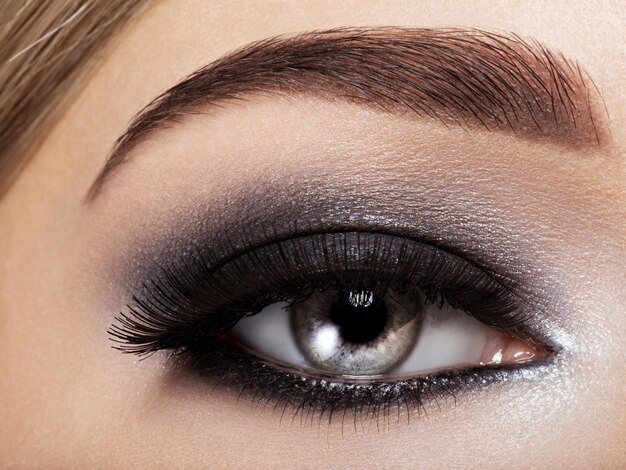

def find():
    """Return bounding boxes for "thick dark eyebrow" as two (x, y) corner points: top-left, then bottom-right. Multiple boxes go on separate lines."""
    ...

(87, 27), (607, 200)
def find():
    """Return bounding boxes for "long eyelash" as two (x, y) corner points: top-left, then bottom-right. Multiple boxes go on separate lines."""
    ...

(110, 231), (534, 356)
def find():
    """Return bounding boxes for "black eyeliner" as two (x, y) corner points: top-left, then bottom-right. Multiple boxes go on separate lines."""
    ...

(108, 182), (565, 418)
(172, 339), (554, 425)
(110, 231), (545, 355)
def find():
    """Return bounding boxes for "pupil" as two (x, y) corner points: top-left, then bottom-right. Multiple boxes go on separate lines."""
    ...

(330, 289), (387, 344)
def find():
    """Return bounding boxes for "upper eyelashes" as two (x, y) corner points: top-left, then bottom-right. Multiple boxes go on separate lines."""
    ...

(110, 230), (540, 357)
(108, 217), (557, 422)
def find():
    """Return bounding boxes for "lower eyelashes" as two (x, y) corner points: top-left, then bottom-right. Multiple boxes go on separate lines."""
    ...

(177, 341), (549, 426)
(110, 231), (553, 421)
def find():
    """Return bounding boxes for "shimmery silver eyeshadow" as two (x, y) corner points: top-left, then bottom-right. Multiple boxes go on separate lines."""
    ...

(115, 177), (569, 350)
(105, 172), (573, 421)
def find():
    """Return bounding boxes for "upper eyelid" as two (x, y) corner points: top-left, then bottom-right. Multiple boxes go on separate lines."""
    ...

(115, 187), (556, 321)
(86, 26), (608, 202)
(110, 231), (548, 356)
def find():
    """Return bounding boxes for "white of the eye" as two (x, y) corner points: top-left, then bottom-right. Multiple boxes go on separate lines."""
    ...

(231, 300), (487, 375)
(391, 303), (486, 375)
(231, 302), (306, 365)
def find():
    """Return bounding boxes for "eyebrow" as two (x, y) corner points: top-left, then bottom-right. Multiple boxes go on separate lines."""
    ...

(87, 27), (606, 200)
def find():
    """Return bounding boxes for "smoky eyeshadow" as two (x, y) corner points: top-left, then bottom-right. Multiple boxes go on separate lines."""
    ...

(105, 176), (569, 419)
(124, 180), (557, 299)
(125, 181), (511, 284)
(111, 177), (568, 354)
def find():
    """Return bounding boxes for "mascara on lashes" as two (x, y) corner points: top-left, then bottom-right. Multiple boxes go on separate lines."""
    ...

(109, 225), (556, 420)
(110, 230), (547, 355)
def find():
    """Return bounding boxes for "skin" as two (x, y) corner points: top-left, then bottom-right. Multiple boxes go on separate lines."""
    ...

(0, 0), (624, 468)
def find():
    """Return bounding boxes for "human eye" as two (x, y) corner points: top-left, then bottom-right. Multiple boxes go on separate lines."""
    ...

(110, 230), (551, 420)
(229, 289), (540, 378)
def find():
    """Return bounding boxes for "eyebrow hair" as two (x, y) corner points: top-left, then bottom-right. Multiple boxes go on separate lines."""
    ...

(87, 27), (606, 200)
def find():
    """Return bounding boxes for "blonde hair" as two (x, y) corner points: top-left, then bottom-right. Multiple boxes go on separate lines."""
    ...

(0, 0), (147, 195)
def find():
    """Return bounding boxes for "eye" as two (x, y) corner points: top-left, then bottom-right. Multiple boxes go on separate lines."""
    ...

(111, 231), (553, 417)
(227, 288), (543, 379)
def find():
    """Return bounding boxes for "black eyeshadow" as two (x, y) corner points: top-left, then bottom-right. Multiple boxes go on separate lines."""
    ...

(111, 231), (547, 355)
(122, 179), (538, 296)
(108, 180), (564, 420)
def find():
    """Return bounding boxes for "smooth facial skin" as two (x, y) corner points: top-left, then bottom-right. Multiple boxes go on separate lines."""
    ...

(0, 1), (624, 468)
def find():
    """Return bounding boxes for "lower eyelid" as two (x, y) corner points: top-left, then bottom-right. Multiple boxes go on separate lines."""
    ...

(178, 338), (554, 425)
